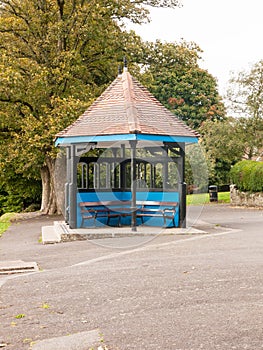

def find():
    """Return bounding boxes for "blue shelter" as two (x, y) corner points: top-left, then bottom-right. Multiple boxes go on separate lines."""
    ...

(55, 67), (199, 230)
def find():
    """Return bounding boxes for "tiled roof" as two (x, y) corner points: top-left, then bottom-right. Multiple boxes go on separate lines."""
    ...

(56, 68), (199, 139)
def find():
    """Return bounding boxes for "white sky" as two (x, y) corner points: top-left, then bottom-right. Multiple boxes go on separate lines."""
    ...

(128, 0), (263, 97)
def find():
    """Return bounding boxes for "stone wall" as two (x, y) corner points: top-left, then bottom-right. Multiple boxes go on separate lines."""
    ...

(230, 185), (263, 208)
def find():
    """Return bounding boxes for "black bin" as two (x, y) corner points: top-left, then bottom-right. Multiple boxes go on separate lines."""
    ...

(209, 185), (218, 202)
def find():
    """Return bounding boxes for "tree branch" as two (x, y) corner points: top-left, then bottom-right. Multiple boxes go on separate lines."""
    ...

(0, 97), (36, 115)
(56, 0), (65, 19)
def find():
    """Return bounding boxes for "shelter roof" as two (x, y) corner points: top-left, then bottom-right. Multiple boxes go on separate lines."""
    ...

(55, 68), (199, 143)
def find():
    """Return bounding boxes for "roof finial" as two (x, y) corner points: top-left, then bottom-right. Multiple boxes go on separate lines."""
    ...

(123, 56), (128, 71)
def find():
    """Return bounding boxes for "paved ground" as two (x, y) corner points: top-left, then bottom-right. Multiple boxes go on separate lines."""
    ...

(0, 204), (262, 350)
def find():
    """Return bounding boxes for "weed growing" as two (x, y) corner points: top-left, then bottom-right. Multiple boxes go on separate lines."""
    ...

(0, 213), (16, 237)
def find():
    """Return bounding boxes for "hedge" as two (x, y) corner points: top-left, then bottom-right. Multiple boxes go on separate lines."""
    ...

(230, 160), (263, 192)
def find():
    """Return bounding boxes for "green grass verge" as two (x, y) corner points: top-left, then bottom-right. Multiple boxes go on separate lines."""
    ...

(187, 192), (230, 205)
(0, 213), (16, 237)
(217, 192), (231, 203)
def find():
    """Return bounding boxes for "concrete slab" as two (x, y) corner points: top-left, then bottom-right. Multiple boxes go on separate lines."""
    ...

(54, 221), (207, 242)
(42, 225), (61, 244)
(31, 329), (101, 350)
(0, 260), (39, 275)
(42, 221), (208, 244)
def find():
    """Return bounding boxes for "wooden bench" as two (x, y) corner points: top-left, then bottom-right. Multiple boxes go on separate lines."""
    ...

(79, 200), (132, 227)
(136, 201), (178, 227)
(79, 200), (178, 228)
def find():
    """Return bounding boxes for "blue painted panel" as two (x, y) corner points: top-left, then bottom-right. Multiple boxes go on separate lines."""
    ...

(136, 191), (179, 202)
(55, 134), (198, 147)
(55, 134), (137, 146)
(77, 191), (130, 227)
(77, 191), (179, 228)
(136, 191), (179, 228)
(136, 134), (198, 144)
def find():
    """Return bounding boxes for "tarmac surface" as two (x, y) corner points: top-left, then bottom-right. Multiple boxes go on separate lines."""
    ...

(0, 204), (262, 350)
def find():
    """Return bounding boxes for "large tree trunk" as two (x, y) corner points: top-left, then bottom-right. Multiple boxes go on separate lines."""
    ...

(40, 156), (58, 215)
(40, 164), (51, 214)
(40, 152), (67, 215)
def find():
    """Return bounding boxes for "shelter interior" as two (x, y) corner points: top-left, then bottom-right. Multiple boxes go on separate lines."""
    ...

(77, 142), (182, 192)
(71, 140), (185, 229)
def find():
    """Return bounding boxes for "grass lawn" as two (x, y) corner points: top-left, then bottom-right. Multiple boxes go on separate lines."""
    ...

(0, 213), (16, 237)
(187, 192), (230, 205)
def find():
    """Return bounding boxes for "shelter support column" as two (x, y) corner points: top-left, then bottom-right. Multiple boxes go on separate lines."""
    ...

(112, 148), (118, 188)
(68, 144), (78, 229)
(130, 140), (137, 232)
(162, 146), (169, 190)
(178, 143), (187, 228)
(120, 144), (126, 188)
(65, 146), (71, 224)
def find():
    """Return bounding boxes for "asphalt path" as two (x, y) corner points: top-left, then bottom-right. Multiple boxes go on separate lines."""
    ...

(0, 204), (262, 350)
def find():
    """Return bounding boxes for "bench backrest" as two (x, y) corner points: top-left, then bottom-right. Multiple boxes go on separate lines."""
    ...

(136, 201), (178, 207)
(80, 200), (178, 208)
(80, 200), (132, 208)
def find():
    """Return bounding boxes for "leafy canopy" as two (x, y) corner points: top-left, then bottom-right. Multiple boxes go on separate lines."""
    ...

(199, 118), (246, 185)
(0, 0), (182, 163)
(199, 59), (263, 186)
(226, 60), (263, 159)
(0, 0), (182, 212)
(139, 40), (226, 129)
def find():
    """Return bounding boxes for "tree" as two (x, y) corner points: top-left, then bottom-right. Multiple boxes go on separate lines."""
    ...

(226, 60), (263, 159)
(185, 143), (209, 193)
(198, 61), (263, 186)
(139, 40), (226, 129)
(0, 0), (181, 214)
(199, 118), (246, 185)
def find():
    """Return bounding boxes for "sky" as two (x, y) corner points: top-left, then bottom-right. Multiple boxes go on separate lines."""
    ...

(127, 0), (263, 97)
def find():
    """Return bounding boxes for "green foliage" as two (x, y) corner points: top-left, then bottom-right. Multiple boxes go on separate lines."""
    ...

(200, 119), (245, 163)
(138, 40), (227, 188)
(0, 0), (155, 212)
(0, 178), (41, 215)
(185, 144), (209, 192)
(0, 0), (126, 164)
(15, 314), (25, 319)
(230, 160), (263, 192)
(217, 191), (230, 203)
(201, 60), (263, 185)
(187, 192), (230, 205)
(0, 221), (10, 237)
(140, 40), (226, 129)
(226, 60), (263, 159)
(234, 115), (263, 160)
(199, 118), (246, 186)
(0, 213), (16, 237)
(227, 60), (263, 118)
(0, 0), (226, 211)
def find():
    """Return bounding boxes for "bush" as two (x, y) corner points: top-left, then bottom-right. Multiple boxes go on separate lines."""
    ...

(0, 179), (41, 215)
(230, 160), (263, 192)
